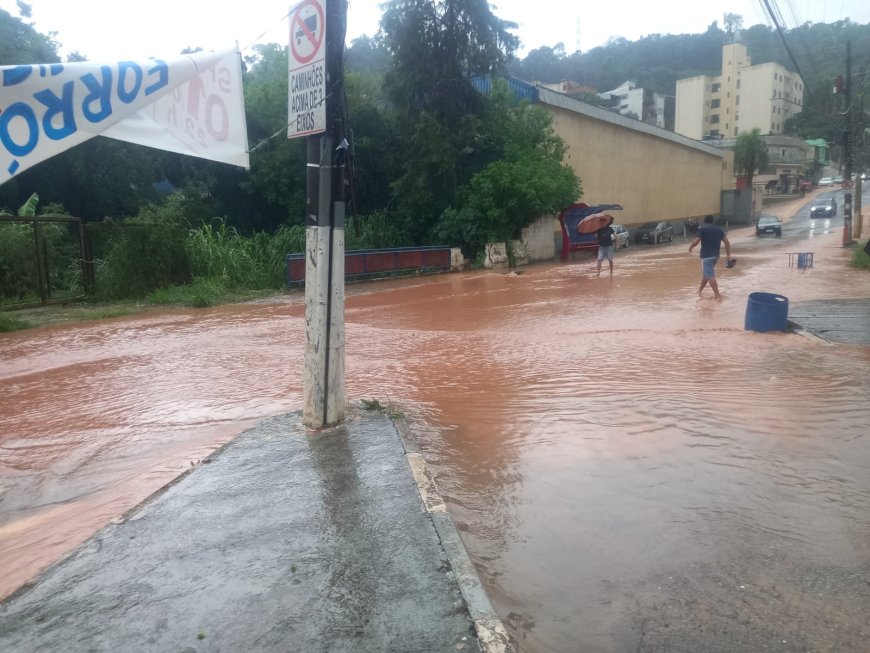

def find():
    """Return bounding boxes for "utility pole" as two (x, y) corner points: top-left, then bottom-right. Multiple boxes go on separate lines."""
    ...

(855, 90), (864, 238)
(289, 0), (348, 428)
(842, 41), (854, 246)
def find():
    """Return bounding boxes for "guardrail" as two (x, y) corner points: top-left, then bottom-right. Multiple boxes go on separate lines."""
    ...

(287, 246), (452, 287)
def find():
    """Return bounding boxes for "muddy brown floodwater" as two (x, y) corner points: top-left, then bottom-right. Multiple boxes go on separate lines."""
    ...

(2, 225), (869, 651)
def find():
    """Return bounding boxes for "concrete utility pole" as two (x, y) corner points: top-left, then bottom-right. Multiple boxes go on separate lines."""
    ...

(854, 90), (864, 238)
(300, 0), (348, 428)
(842, 41), (854, 246)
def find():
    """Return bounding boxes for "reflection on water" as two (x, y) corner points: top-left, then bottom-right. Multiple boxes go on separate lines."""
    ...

(2, 230), (869, 650)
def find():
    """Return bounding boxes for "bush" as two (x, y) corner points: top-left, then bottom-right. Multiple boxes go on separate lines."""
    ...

(147, 277), (225, 307)
(94, 195), (191, 299)
(0, 311), (31, 332)
(0, 222), (37, 304)
(851, 241), (870, 269)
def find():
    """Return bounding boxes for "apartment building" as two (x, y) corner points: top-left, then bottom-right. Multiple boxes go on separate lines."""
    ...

(598, 80), (675, 130)
(675, 40), (803, 140)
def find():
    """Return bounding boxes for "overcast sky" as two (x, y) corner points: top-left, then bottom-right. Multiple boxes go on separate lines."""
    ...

(1, 0), (868, 63)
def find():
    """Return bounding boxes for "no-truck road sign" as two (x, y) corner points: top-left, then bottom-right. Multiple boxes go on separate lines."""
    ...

(288, 0), (326, 138)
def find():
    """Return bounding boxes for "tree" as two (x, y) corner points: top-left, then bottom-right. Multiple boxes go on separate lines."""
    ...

(724, 13), (744, 35)
(238, 43), (308, 231)
(734, 128), (769, 191)
(0, 5), (60, 64)
(433, 82), (581, 255)
(379, 0), (521, 240)
(381, 0), (519, 121)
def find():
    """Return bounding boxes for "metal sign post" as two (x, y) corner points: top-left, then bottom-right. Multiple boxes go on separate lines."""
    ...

(289, 0), (346, 428)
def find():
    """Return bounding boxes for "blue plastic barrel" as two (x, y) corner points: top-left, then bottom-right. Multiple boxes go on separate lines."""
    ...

(745, 292), (789, 332)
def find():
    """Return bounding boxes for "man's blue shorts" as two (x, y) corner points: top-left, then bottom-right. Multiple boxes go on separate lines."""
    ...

(598, 245), (614, 262)
(701, 256), (718, 279)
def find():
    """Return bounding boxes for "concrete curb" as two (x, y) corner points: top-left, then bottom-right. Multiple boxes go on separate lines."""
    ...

(394, 418), (514, 653)
(788, 322), (833, 345)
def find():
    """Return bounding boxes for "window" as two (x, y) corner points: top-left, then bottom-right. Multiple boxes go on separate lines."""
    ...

(737, 79), (741, 89)
(712, 83), (721, 93)
(711, 99), (720, 108)
(726, 107), (729, 114)
(710, 114), (720, 124)
(772, 122), (775, 131)
(736, 95), (740, 105)
(735, 127), (739, 136)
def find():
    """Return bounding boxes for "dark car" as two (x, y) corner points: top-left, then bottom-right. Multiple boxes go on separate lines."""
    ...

(755, 215), (782, 237)
(634, 221), (674, 245)
(809, 196), (837, 217)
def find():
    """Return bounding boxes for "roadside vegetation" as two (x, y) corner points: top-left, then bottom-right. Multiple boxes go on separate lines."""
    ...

(851, 242), (870, 269)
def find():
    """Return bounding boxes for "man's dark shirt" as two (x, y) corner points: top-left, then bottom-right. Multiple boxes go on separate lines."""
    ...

(698, 224), (725, 258)
(596, 226), (615, 247)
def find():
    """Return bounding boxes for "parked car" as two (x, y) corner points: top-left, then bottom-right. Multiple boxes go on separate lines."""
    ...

(832, 176), (844, 185)
(817, 177), (833, 186)
(810, 195), (837, 217)
(755, 215), (782, 237)
(634, 221), (674, 245)
(611, 224), (630, 248)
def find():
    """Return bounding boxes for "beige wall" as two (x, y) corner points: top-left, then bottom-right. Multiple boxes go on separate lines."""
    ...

(539, 90), (724, 226)
(518, 215), (559, 262)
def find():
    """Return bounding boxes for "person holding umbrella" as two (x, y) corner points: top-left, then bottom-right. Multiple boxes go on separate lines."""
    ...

(577, 212), (618, 276)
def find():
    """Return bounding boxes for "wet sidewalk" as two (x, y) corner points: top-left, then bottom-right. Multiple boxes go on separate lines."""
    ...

(0, 409), (509, 653)
(789, 298), (870, 345)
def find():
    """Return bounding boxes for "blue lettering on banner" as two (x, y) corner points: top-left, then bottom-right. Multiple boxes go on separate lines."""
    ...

(2, 64), (64, 87)
(34, 82), (77, 140)
(145, 60), (168, 95)
(117, 62), (143, 103)
(0, 103), (39, 155)
(1, 59), (170, 177)
(81, 66), (114, 122)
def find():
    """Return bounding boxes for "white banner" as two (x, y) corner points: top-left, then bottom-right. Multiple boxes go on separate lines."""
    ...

(0, 48), (249, 186)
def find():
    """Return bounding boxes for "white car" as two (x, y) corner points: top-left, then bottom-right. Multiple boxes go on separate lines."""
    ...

(611, 224), (629, 248)
(817, 177), (833, 186)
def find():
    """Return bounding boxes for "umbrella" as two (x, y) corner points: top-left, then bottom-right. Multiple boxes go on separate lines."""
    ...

(577, 212), (614, 234)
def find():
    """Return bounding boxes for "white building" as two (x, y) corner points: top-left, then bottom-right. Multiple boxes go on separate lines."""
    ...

(675, 40), (803, 140)
(599, 80), (674, 130)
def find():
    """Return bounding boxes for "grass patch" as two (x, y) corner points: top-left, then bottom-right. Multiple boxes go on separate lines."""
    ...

(850, 241), (870, 269)
(66, 306), (140, 321)
(0, 312), (32, 332)
(360, 398), (405, 419)
(147, 277), (228, 308)
(146, 278), (278, 308)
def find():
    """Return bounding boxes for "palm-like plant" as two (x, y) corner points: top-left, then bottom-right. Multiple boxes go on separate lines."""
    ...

(734, 129), (769, 192)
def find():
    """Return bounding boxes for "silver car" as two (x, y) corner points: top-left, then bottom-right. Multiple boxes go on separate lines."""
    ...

(611, 224), (629, 248)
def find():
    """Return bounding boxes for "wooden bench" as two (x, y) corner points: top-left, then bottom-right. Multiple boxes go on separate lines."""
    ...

(558, 202), (623, 261)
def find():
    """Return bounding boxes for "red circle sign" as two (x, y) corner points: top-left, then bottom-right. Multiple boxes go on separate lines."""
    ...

(842, 179), (853, 189)
(290, 0), (325, 65)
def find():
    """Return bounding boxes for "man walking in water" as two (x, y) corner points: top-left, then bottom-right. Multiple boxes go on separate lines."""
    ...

(688, 215), (731, 298)
(595, 222), (617, 277)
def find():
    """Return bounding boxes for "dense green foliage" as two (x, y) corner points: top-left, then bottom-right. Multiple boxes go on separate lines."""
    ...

(0, 219), (81, 306)
(734, 129), (770, 188)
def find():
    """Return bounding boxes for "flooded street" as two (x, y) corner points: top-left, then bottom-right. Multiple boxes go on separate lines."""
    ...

(2, 211), (870, 650)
